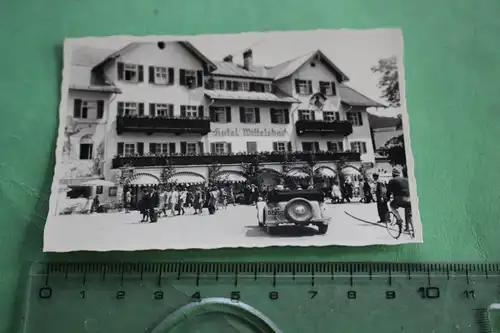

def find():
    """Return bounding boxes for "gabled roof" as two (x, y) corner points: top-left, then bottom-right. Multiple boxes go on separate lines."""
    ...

(268, 50), (350, 83)
(339, 84), (386, 108)
(212, 61), (272, 79)
(92, 41), (217, 71)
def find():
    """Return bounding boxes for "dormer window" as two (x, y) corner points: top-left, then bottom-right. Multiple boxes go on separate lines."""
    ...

(295, 79), (313, 95)
(117, 62), (144, 82)
(319, 81), (336, 96)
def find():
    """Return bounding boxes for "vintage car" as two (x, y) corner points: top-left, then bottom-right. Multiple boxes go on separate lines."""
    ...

(256, 189), (331, 235)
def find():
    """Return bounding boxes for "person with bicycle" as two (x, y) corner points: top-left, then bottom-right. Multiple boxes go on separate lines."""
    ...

(386, 168), (411, 231)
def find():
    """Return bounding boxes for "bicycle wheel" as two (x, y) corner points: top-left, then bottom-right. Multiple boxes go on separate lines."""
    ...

(386, 212), (402, 239)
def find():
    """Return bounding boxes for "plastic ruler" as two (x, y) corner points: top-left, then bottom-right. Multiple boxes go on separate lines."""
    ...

(19, 262), (500, 333)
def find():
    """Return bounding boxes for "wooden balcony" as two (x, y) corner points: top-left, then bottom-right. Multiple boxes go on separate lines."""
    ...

(295, 120), (353, 136)
(111, 151), (361, 168)
(116, 116), (211, 135)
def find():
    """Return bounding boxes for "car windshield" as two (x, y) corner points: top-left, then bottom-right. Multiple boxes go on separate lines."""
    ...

(267, 189), (324, 203)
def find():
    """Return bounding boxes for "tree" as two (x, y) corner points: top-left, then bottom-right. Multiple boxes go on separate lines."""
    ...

(91, 141), (105, 177)
(371, 56), (400, 107)
(160, 161), (176, 185)
(377, 134), (406, 166)
(62, 118), (81, 156)
(208, 163), (222, 185)
(241, 155), (266, 186)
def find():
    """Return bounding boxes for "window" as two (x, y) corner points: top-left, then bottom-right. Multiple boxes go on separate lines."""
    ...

(347, 112), (363, 126)
(117, 63), (143, 82)
(96, 186), (103, 195)
(247, 141), (257, 153)
(350, 141), (367, 154)
(323, 111), (339, 122)
(79, 135), (93, 160)
(263, 84), (272, 93)
(211, 142), (231, 154)
(301, 141), (319, 152)
(109, 187), (117, 197)
(124, 143), (135, 156)
(270, 109), (288, 124)
(240, 107), (260, 123)
(273, 142), (287, 153)
(213, 80), (225, 90)
(241, 81), (250, 91)
(154, 104), (172, 117)
(118, 102), (141, 116)
(73, 99), (104, 119)
(185, 70), (196, 86)
(154, 67), (167, 84)
(186, 143), (197, 155)
(295, 79), (312, 95)
(319, 81), (336, 96)
(182, 105), (198, 118)
(150, 143), (170, 155)
(298, 110), (314, 121)
(213, 107), (228, 123)
(327, 141), (344, 152)
(215, 143), (226, 154)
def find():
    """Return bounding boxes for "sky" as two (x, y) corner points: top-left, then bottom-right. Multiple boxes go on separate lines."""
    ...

(70, 29), (404, 117)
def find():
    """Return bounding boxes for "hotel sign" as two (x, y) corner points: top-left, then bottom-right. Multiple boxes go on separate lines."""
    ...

(211, 128), (288, 137)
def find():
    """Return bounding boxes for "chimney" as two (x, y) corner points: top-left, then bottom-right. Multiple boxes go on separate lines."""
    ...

(243, 49), (253, 70)
(223, 55), (233, 63)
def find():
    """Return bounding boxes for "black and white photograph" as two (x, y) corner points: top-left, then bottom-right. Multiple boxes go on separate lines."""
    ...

(44, 29), (421, 252)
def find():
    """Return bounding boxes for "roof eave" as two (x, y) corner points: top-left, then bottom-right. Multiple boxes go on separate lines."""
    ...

(179, 41), (217, 71)
(69, 85), (122, 93)
(211, 73), (273, 80)
(341, 101), (387, 109)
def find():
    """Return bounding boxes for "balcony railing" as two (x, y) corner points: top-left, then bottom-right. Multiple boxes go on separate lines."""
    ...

(116, 115), (211, 135)
(112, 151), (361, 168)
(295, 120), (353, 136)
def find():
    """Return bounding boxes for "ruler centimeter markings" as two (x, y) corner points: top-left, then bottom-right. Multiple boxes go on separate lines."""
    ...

(23, 262), (500, 333)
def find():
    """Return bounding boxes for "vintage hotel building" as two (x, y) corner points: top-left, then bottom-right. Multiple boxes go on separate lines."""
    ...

(60, 41), (385, 208)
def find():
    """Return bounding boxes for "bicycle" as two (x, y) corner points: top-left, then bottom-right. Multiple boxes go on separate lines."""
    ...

(386, 206), (414, 239)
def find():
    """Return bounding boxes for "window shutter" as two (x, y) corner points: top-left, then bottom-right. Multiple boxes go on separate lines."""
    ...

(239, 107), (246, 123)
(149, 66), (155, 83)
(327, 142), (333, 151)
(73, 99), (82, 118)
(226, 142), (232, 154)
(168, 68), (174, 84)
(272, 142), (278, 152)
(138, 65), (144, 82)
(138, 103), (144, 116)
(226, 81), (232, 90)
(117, 142), (124, 155)
(270, 108), (276, 124)
(180, 105), (186, 117)
(117, 102), (124, 116)
(82, 106), (88, 119)
(247, 142), (252, 153)
(197, 105), (204, 118)
(180, 142), (187, 155)
(319, 81), (325, 95)
(311, 111), (316, 121)
(225, 107), (232, 122)
(97, 100), (104, 119)
(284, 109), (290, 124)
(169, 142), (176, 154)
(294, 80), (300, 94)
(117, 62), (124, 80)
(337, 142), (343, 151)
(331, 82), (337, 95)
(209, 107), (216, 122)
(249, 82), (256, 92)
(197, 70), (203, 87)
(198, 141), (204, 154)
(301, 142), (308, 151)
(255, 108), (260, 123)
(361, 142), (367, 154)
(210, 143), (216, 153)
(149, 103), (155, 116)
(307, 80), (313, 94)
(298, 110), (304, 120)
(287, 141), (292, 152)
(179, 69), (186, 86)
(314, 142), (320, 152)
(149, 143), (155, 154)
(168, 104), (174, 117)
(358, 112), (363, 126)
(335, 112), (340, 121)
(137, 142), (144, 155)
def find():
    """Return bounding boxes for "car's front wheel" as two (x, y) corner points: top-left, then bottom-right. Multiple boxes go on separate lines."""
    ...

(317, 224), (328, 235)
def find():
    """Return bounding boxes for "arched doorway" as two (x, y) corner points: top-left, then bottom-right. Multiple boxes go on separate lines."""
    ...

(125, 173), (160, 208)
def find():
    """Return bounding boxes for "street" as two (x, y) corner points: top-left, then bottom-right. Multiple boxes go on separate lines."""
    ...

(44, 202), (420, 252)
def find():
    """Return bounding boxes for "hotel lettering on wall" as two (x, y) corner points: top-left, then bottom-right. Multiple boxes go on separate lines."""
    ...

(211, 128), (288, 137)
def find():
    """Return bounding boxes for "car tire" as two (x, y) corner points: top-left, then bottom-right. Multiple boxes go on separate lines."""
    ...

(317, 224), (328, 235)
(284, 198), (314, 223)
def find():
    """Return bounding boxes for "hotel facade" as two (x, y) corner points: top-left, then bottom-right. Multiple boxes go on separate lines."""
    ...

(62, 41), (385, 206)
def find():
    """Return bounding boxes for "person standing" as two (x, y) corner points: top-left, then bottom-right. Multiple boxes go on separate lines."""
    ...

(124, 188), (132, 213)
(140, 189), (151, 222)
(169, 186), (179, 216)
(193, 187), (204, 215)
(178, 187), (187, 215)
(373, 173), (389, 223)
(363, 179), (372, 203)
(91, 195), (100, 213)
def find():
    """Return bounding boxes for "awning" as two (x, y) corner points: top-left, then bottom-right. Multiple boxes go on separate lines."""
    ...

(128, 173), (159, 186)
(215, 171), (246, 183)
(168, 172), (205, 185)
(341, 167), (361, 176)
(286, 169), (310, 179)
(315, 167), (336, 178)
